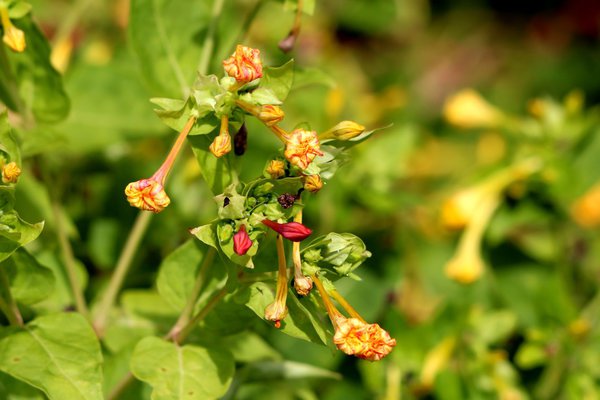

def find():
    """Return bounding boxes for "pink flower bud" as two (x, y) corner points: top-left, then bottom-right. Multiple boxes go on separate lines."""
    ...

(233, 225), (253, 255)
(262, 219), (312, 242)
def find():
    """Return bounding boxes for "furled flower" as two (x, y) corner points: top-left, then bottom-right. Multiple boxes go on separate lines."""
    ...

(265, 159), (286, 179)
(262, 219), (312, 242)
(303, 174), (323, 193)
(2, 161), (21, 184)
(233, 225), (253, 255)
(125, 178), (171, 213)
(293, 274), (313, 296)
(258, 105), (285, 126)
(321, 120), (365, 141)
(1, 7), (25, 52)
(284, 129), (323, 170)
(443, 89), (504, 129)
(124, 116), (196, 212)
(223, 45), (263, 84)
(333, 318), (396, 361)
(265, 234), (289, 328)
(209, 132), (232, 158)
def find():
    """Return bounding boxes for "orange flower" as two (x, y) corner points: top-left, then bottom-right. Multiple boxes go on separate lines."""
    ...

(264, 235), (289, 328)
(258, 105), (285, 126)
(333, 318), (396, 361)
(284, 129), (323, 170)
(1, 161), (21, 184)
(223, 45), (263, 84)
(125, 178), (171, 213)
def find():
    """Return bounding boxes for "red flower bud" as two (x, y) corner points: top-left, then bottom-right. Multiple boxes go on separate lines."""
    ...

(233, 225), (253, 255)
(262, 219), (312, 242)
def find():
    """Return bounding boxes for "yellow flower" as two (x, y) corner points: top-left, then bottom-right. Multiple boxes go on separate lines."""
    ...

(222, 45), (263, 84)
(571, 183), (600, 228)
(444, 252), (485, 284)
(333, 318), (396, 361)
(1, 7), (25, 53)
(443, 89), (503, 129)
(265, 159), (286, 179)
(258, 105), (284, 126)
(265, 235), (289, 328)
(284, 129), (322, 170)
(1, 161), (21, 183)
(125, 178), (171, 213)
(303, 174), (323, 193)
(441, 187), (487, 230)
(321, 120), (365, 141)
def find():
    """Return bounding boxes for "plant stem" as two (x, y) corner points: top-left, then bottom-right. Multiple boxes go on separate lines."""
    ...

(52, 200), (90, 319)
(0, 266), (23, 327)
(198, 0), (226, 76)
(175, 284), (229, 344)
(166, 247), (216, 340)
(93, 210), (152, 336)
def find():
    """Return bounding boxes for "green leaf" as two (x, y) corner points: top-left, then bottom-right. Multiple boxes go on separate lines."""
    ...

(129, 0), (211, 97)
(238, 282), (328, 344)
(257, 60), (295, 103)
(0, 111), (20, 165)
(130, 336), (234, 400)
(190, 222), (219, 249)
(0, 372), (46, 400)
(7, 2), (32, 19)
(157, 240), (226, 313)
(3, 248), (54, 305)
(0, 210), (44, 263)
(240, 360), (341, 381)
(7, 16), (70, 122)
(515, 342), (548, 369)
(0, 313), (104, 400)
(150, 96), (218, 135)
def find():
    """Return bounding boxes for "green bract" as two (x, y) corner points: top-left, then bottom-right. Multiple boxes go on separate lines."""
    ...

(301, 233), (371, 278)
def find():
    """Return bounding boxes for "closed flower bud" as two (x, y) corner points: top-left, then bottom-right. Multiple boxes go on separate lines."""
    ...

(258, 105), (284, 126)
(209, 133), (232, 158)
(233, 225), (253, 255)
(1, 8), (25, 53)
(333, 318), (396, 361)
(265, 159), (286, 179)
(303, 174), (323, 193)
(284, 129), (323, 170)
(262, 219), (312, 242)
(125, 178), (171, 213)
(1, 161), (21, 184)
(222, 45), (263, 84)
(324, 120), (365, 141)
(443, 89), (504, 129)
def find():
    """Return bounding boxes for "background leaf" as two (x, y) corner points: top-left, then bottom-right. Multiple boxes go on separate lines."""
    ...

(2, 248), (54, 306)
(130, 336), (234, 400)
(0, 313), (104, 400)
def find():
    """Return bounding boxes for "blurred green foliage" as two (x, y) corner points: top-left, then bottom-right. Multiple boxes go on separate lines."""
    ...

(1, 0), (600, 399)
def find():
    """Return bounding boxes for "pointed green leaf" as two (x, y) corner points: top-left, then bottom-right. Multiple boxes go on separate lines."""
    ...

(257, 60), (295, 103)
(0, 313), (104, 400)
(3, 248), (54, 305)
(7, 16), (70, 122)
(0, 210), (44, 263)
(188, 134), (237, 195)
(129, 0), (211, 97)
(130, 336), (234, 400)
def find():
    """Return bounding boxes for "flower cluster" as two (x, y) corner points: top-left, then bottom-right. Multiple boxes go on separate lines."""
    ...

(124, 45), (394, 362)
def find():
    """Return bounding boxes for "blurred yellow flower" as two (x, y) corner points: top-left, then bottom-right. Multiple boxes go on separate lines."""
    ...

(1, 7), (25, 52)
(571, 183), (600, 228)
(443, 89), (503, 129)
